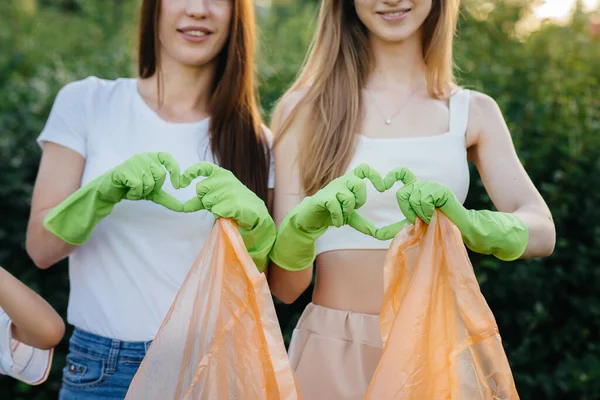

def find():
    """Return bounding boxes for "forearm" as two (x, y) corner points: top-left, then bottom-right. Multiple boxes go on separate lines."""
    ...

(26, 175), (112, 269)
(459, 205), (554, 261)
(267, 262), (313, 304)
(0, 267), (65, 349)
(267, 222), (316, 303)
(26, 208), (78, 269)
(512, 205), (556, 258)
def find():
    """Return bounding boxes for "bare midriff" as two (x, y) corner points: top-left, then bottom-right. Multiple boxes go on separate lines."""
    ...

(312, 249), (388, 315)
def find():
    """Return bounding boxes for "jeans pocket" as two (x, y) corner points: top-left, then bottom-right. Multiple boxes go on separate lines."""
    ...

(62, 352), (105, 390)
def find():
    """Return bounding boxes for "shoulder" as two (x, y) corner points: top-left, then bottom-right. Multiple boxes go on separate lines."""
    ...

(468, 90), (502, 119)
(55, 76), (133, 106)
(464, 90), (506, 147)
(280, 88), (309, 112)
(451, 88), (501, 118)
(56, 76), (111, 96)
(272, 87), (311, 132)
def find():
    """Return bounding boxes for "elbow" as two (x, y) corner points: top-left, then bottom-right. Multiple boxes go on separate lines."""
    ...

(50, 319), (66, 348)
(539, 228), (556, 258)
(273, 289), (303, 305)
(538, 216), (556, 258)
(268, 265), (312, 305)
(39, 322), (66, 350)
(25, 217), (66, 269)
(524, 219), (556, 259)
(26, 242), (53, 270)
(270, 280), (307, 304)
(13, 317), (65, 350)
(36, 310), (66, 350)
(26, 237), (57, 270)
(40, 319), (66, 350)
(31, 257), (54, 270)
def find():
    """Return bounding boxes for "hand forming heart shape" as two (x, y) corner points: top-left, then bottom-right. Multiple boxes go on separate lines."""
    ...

(345, 165), (419, 241)
(151, 155), (421, 242)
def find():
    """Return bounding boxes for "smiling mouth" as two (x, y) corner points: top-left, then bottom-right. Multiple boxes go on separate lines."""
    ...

(177, 26), (214, 39)
(180, 30), (209, 37)
(377, 9), (412, 17)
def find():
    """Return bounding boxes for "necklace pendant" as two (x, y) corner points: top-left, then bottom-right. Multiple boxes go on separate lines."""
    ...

(385, 119), (392, 125)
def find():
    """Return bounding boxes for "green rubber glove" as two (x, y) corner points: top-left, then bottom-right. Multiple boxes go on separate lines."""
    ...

(269, 164), (385, 271)
(379, 167), (529, 261)
(43, 152), (184, 245)
(180, 162), (276, 272)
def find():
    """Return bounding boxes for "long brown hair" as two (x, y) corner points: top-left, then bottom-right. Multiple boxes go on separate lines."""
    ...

(272, 0), (459, 195)
(137, 0), (270, 202)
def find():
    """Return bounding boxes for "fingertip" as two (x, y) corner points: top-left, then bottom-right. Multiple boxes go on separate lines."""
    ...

(351, 163), (367, 178)
(324, 200), (344, 227)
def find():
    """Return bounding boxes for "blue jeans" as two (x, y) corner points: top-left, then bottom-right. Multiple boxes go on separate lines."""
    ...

(59, 328), (152, 400)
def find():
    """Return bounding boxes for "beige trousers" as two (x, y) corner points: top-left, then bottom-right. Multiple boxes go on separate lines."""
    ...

(287, 303), (383, 400)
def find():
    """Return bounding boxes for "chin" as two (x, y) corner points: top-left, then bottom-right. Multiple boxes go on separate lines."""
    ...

(384, 34), (413, 43)
(376, 31), (416, 43)
(176, 52), (218, 68)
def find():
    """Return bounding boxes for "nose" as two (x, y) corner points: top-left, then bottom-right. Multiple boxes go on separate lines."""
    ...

(185, 0), (210, 19)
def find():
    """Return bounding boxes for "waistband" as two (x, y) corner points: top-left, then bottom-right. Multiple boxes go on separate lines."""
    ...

(295, 303), (383, 348)
(69, 328), (152, 365)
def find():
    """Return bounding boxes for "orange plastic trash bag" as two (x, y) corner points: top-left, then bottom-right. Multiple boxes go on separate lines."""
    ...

(366, 211), (519, 400)
(125, 219), (300, 400)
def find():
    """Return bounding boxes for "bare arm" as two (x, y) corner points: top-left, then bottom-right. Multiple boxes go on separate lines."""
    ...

(468, 91), (556, 258)
(0, 266), (65, 350)
(266, 94), (314, 304)
(26, 142), (84, 269)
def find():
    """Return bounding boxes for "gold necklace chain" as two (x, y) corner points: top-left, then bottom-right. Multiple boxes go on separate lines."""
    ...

(365, 84), (423, 125)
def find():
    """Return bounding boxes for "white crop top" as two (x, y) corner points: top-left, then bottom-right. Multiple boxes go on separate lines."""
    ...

(316, 89), (471, 255)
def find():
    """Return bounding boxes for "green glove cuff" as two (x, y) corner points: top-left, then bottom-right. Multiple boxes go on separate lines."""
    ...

(240, 219), (277, 273)
(43, 175), (117, 245)
(43, 152), (183, 246)
(269, 213), (325, 272)
(382, 168), (530, 262)
(269, 164), (385, 272)
(462, 210), (529, 261)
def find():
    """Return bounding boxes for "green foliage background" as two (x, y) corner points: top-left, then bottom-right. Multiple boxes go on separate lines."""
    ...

(0, 0), (598, 398)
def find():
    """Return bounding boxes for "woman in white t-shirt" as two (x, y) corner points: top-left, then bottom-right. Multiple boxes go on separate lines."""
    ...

(25, 1), (275, 398)
(0, 266), (64, 386)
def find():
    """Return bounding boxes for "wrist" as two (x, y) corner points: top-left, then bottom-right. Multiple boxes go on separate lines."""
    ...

(270, 217), (319, 272)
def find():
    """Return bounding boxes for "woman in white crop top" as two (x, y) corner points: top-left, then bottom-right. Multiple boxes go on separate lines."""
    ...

(25, 1), (274, 399)
(267, 1), (555, 399)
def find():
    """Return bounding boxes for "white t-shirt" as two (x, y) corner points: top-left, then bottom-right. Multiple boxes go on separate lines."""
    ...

(37, 76), (275, 342)
(0, 307), (53, 385)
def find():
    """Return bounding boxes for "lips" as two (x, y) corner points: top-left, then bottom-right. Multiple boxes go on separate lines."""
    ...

(177, 26), (214, 43)
(177, 26), (213, 37)
(181, 30), (208, 37)
(377, 8), (412, 18)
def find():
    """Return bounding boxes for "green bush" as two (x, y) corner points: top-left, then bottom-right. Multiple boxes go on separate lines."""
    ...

(455, 3), (600, 398)
(0, 1), (598, 398)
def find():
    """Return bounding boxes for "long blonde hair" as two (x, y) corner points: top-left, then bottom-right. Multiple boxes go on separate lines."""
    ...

(272, 0), (460, 195)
